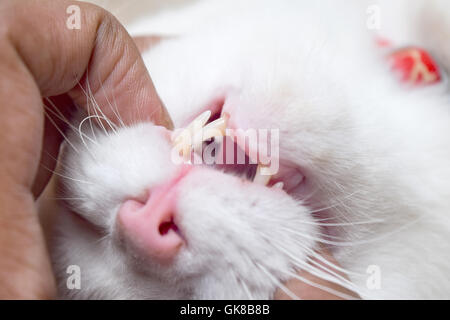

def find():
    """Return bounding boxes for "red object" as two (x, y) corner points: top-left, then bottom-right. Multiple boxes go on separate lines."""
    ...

(388, 47), (441, 85)
(376, 36), (392, 48)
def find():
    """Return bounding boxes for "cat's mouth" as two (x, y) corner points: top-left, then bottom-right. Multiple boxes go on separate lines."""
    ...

(171, 108), (305, 196)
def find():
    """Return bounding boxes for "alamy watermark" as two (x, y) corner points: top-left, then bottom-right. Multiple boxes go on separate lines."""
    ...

(366, 5), (381, 30)
(66, 265), (81, 290)
(366, 264), (382, 290)
(171, 125), (280, 176)
(66, 5), (81, 30)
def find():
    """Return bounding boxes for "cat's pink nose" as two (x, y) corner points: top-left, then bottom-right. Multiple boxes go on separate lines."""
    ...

(116, 166), (191, 261)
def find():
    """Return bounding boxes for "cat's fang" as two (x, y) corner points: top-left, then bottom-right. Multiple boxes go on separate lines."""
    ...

(202, 117), (227, 140)
(253, 164), (272, 185)
(172, 110), (212, 145)
(191, 116), (227, 145)
(173, 113), (228, 160)
(192, 110), (212, 129)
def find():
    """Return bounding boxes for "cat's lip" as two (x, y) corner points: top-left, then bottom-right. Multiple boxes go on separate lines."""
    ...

(222, 111), (305, 194)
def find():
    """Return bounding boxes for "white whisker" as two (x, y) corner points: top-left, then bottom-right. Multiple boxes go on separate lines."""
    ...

(255, 263), (300, 300)
(43, 111), (79, 154)
(40, 164), (93, 185)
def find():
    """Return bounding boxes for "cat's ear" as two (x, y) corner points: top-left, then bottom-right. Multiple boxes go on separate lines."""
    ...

(133, 35), (167, 53)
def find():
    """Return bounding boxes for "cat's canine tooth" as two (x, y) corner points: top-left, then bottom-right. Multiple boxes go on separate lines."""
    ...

(172, 111), (227, 158)
(172, 110), (212, 144)
(253, 164), (272, 185)
(202, 117), (227, 140)
(191, 116), (228, 144)
(191, 110), (212, 129)
(273, 182), (284, 189)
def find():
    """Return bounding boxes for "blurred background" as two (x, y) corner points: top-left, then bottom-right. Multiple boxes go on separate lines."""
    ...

(84, 0), (194, 26)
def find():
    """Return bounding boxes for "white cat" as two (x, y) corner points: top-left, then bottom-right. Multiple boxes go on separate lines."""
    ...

(49, 0), (450, 299)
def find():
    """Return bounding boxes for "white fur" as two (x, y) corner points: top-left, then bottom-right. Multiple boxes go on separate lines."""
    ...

(50, 0), (450, 299)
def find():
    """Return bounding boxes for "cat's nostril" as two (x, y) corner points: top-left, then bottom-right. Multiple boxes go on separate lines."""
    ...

(159, 219), (178, 236)
(116, 168), (192, 261)
(117, 196), (183, 261)
(116, 167), (191, 260)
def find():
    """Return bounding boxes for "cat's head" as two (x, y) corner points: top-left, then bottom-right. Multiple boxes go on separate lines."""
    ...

(52, 4), (448, 299)
(56, 112), (322, 298)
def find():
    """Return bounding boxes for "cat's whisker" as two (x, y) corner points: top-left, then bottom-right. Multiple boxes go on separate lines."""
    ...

(47, 197), (89, 201)
(300, 245), (365, 279)
(44, 102), (98, 146)
(78, 115), (113, 160)
(111, 93), (126, 128)
(238, 279), (254, 300)
(43, 98), (76, 131)
(85, 77), (109, 136)
(251, 210), (382, 229)
(262, 234), (361, 293)
(258, 229), (360, 299)
(280, 215), (423, 247)
(279, 268), (359, 300)
(81, 73), (118, 136)
(304, 249), (364, 278)
(97, 73), (126, 129)
(311, 219), (384, 227)
(301, 257), (363, 290)
(77, 74), (109, 137)
(40, 164), (93, 185)
(255, 263), (300, 300)
(43, 111), (79, 154)
(43, 150), (80, 175)
(75, 80), (101, 142)
(85, 90), (98, 143)
(309, 190), (361, 215)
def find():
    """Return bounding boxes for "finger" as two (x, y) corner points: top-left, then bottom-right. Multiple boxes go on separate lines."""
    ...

(0, 0), (173, 193)
(5, 0), (173, 130)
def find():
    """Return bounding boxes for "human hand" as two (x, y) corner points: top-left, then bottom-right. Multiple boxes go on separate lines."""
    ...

(0, 0), (172, 299)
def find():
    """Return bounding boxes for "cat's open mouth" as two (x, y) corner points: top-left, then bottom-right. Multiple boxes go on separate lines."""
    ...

(171, 107), (305, 196)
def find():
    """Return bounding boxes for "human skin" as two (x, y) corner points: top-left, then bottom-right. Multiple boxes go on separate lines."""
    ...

(0, 0), (354, 299)
(274, 246), (359, 299)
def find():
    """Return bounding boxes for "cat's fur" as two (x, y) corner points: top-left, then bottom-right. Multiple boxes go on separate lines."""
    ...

(50, 0), (450, 299)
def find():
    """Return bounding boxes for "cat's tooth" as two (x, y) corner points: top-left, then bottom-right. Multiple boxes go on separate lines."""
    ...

(172, 129), (192, 157)
(172, 110), (212, 144)
(273, 182), (284, 189)
(191, 110), (212, 129)
(173, 138), (192, 162)
(200, 117), (227, 141)
(253, 164), (272, 185)
(172, 129), (189, 146)
(173, 112), (227, 159)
